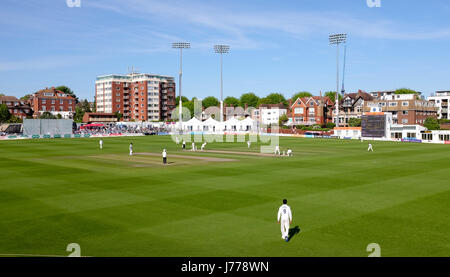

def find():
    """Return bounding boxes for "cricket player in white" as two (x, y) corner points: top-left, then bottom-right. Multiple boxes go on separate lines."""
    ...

(129, 143), (133, 156)
(176, 137), (180, 145)
(287, 148), (293, 156)
(192, 142), (196, 151)
(201, 142), (207, 151)
(277, 199), (292, 242)
(99, 139), (103, 150)
(368, 143), (373, 152)
(247, 140), (251, 148)
(275, 145), (281, 155)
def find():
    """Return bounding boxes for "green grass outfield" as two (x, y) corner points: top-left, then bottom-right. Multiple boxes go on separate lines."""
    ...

(0, 135), (449, 257)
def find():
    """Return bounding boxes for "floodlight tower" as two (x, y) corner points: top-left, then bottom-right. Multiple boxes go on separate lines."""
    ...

(214, 44), (230, 122)
(329, 33), (347, 127)
(172, 42), (190, 126)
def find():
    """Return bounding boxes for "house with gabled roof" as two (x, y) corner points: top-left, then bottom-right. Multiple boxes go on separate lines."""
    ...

(289, 94), (333, 126)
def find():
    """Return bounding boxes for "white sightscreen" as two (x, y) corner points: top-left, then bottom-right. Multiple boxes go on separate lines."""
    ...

(23, 119), (73, 136)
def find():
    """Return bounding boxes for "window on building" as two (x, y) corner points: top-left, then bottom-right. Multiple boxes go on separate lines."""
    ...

(402, 111), (408, 115)
(402, 101), (409, 106)
(42, 99), (46, 104)
(294, 108), (304, 114)
(402, 118), (408, 124)
(51, 106), (55, 111)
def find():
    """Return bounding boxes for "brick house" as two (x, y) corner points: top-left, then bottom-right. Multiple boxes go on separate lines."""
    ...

(28, 87), (77, 119)
(0, 96), (33, 119)
(338, 90), (374, 126)
(363, 94), (437, 125)
(289, 96), (334, 125)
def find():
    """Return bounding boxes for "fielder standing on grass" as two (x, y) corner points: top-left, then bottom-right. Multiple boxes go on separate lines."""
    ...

(277, 199), (292, 242)
(129, 143), (133, 156)
(368, 143), (374, 152)
(99, 139), (103, 150)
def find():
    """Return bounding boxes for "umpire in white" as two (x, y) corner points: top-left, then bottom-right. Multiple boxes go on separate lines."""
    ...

(162, 149), (167, 164)
(277, 199), (293, 242)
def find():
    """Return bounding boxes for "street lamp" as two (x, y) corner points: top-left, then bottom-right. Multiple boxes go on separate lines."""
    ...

(329, 33), (347, 127)
(214, 44), (230, 122)
(172, 42), (190, 126)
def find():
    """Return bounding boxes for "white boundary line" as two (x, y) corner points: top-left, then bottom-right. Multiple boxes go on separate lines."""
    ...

(0, 253), (91, 257)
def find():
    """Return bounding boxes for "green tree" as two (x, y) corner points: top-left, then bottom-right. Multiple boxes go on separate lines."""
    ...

(256, 97), (273, 107)
(239, 92), (260, 108)
(0, 104), (11, 122)
(257, 93), (287, 107)
(20, 94), (32, 101)
(8, 115), (22, 123)
(265, 93), (287, 105)
(348, 118), (362, 127)
(39, 112), (57, 119)
(202, 96), (219, 109)
(224, 96), (240, 107)
(115, 111), (123, 121)
(73, 106), (85, 122)
(324, 91), (342, 102)
(183, 101), (195, 117)
(326, 122), (336, 129)
(291, 91), (312, 101)
(424, 117), (440, 130)
(55, 86), (78, 103)
(278, 114), (289, 126)
(394, 88), (419, 95)
(175, 96), (189, 103)
(81, 99), (92, 113)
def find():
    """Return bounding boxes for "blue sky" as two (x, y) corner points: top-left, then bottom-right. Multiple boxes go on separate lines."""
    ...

(0, 0), (449, 101)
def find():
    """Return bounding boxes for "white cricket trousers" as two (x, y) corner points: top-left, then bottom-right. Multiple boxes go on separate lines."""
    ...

(280, 218), (289, 239)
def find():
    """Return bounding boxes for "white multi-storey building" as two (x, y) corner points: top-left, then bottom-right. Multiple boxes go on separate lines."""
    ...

(428, 91), (450, 120)
(258, 104), (287, 126)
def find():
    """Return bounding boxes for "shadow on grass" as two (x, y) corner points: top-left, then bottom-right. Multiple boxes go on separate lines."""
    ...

(288, 226), (300, 241)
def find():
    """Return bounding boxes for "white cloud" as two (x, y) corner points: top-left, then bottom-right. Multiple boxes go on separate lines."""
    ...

(87, 0), (450, 43)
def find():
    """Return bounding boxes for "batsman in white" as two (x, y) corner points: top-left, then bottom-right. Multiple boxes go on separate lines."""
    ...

(275, 145), (281, 156)
(201, 142), (207, 151)
(99, 139), (103, 150)
(368, 143), (374, 152)
(129, 143), (133, 156)
(277, 199), (292, 242)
